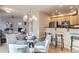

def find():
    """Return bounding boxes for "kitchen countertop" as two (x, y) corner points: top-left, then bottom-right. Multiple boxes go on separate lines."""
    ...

(46, 27), (79, 29)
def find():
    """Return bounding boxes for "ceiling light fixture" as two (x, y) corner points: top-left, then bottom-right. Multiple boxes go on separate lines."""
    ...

(0, 7), (15, 13)
(70, 9), (74, 12)
(23, 10), (37, 22)
(23, 9), (37, 33)
(58, 12), (61, 15)
(56, 10), (58, 12)
(51, 11), (77, 17)
(69, 6), (73, 9)
(59, 5), (63, 7)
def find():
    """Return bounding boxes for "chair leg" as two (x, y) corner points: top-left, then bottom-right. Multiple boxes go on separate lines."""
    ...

(51, 36), (53, 45)
(55, 34), (57, 48)
(61, 38), (64, 50)
(71, 36), (73, 52)
(61, 34), (64, 51)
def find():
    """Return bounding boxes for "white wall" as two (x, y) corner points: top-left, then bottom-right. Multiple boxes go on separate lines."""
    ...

(0, 19), (5, 31)
(39, 13), (49, 33)
(0, 13), (40, 37)
(0, 14), (23, 31)
(0, 11), (49, 38)
(32, 12), (39, 37)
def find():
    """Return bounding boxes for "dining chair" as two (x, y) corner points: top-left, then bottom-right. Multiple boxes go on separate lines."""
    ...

(8, 44), (28, 53)
(28, 32), (39, 38)
(55, 34), (64, 50)
(55, 28), (65, 51)
(5, 34), (17, 44)
(71, 36), (79, 52)
(69, 29), (79, 52)
(34, 34), (51, 53)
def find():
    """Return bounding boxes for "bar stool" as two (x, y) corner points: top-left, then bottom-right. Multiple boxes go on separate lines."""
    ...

(45, 28), (56, 45)
(55, 33), (64, 50)
(71, 35), (79, 52)
(45, 32), (53, 44)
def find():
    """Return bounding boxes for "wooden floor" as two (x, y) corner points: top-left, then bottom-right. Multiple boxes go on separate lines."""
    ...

(48, 44), (70, 53)
(0, 43), (70, 53)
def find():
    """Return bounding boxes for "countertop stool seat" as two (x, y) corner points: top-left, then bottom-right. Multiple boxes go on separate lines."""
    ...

(71, 35), (79, 52)
(55, 33), (64, 51)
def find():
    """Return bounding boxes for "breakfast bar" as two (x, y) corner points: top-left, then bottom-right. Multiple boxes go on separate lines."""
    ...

(45, 27), (79, 51)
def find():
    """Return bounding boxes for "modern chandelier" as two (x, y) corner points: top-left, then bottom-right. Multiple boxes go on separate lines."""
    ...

(23, 9), (37, 33)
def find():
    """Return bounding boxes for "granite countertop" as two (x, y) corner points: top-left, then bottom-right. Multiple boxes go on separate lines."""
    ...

(45, 25), (79, 29)
(47, 27), (79, 29)
(69, 27), (79, 29)
(69, 25), (79, 29)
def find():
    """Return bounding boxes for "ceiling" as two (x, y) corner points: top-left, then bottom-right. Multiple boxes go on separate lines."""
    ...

(0, 5), (52, 15)
(0, 5), (78, 17)
(41, 5), (78, 16)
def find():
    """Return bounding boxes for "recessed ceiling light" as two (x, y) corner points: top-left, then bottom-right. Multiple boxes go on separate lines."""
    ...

(69, 11), (76, 15)
(69, 6), (73, 9)
(56, 10), (58, 12)
(58, 12), (61, 14)
(59, 5), (63, 7)
(70, 9), (74, 12)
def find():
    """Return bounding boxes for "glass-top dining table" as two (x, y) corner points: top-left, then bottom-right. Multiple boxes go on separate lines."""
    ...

(13, 38), (40, 53)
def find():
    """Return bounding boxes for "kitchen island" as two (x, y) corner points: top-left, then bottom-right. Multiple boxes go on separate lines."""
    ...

(45, 27), (79, 50)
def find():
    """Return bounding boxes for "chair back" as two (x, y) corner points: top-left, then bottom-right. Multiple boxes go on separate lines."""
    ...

(5, 34), (17, 44)
(29, 32), (38, 37)
(69, 29), (79, 52)
(8, 44), (28, 53)
(45, 34), (51, 52)
(45, 34), (51, 41)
